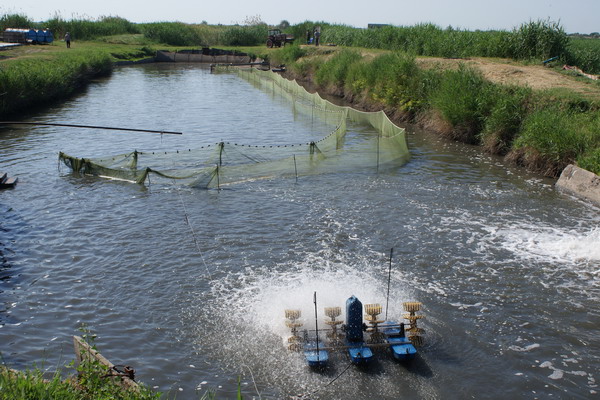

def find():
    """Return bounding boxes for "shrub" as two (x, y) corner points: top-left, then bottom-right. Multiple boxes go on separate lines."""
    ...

(565, 38), (600, 75)
(430, 65), (494, 143)
(220, 24), (266, 46)
(512, 108), (598, 175)
(577, 147), (600, 175)
(139, 22), (201, 46)
(0, 13), (33, 30)
(314, 49), (362, 88)
(45, 15), (139, 40)
(508, 19), (569, 60)
(480, 85), (532, 154)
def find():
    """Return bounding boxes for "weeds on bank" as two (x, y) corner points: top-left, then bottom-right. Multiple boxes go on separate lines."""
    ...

(138, 22), (203, 46)
(0, 49), (113, 116)
(0, 325), (246, 400)
(480, 86), (532, 154)
(296, 48), (600, 175)
(0, 328), (160, 400)
(45, 15), (140, 40)
(430, 65), (495, 142)
(513, 108), (600, 175)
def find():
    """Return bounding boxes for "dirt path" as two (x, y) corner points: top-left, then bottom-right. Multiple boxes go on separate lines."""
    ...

(416, 57), (600, 99)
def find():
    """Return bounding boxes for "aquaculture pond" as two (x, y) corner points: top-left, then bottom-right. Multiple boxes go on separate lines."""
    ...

(0, 63), (598, 399)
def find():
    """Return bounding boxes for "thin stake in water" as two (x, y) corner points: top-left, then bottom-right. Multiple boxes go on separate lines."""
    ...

(385, 248), (393, 321)
(293, 154), (298, 183)
(314, 291), (320, 361)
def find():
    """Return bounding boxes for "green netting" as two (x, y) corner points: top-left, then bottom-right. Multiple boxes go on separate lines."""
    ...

(59, 69), (410, 189)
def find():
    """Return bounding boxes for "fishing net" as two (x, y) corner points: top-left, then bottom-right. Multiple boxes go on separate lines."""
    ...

(59, 69), (410, 188)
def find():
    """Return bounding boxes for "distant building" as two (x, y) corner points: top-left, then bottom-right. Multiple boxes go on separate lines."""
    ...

(368, 24), (391, 29)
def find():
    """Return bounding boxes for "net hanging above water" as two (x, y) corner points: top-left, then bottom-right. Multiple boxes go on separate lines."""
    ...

(59, 69), (410, 188)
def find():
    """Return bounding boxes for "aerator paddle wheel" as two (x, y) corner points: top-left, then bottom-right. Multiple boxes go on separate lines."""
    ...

(285, 309), (303, 352)
(324, 307), (344, 345)
(364, 303), (386, 344)
(403, 302), (425, 346)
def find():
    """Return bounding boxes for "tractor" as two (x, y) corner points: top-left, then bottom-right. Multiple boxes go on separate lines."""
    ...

(266, 29), (294, 48)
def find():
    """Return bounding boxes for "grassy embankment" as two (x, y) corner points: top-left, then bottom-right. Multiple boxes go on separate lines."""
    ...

(268, 22), (600, 177)
(2, 14), (600, 176)
(0, 329), (161, 400)
(0, 328), (236, 400)
(0, 15), (269, 117)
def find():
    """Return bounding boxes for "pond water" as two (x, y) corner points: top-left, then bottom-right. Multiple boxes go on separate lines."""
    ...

(1, 63), (599, 399)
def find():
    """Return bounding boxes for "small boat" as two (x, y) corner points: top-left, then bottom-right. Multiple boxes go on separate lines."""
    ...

(0, 172), (18, 189)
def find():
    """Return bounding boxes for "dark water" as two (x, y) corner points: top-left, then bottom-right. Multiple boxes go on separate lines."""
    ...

(1, 63), (599, 399)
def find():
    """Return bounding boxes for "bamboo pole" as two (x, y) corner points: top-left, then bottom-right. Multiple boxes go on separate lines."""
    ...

(0, 122), (182, 135)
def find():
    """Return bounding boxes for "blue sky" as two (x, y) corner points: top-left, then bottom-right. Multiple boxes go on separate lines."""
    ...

(3, 0), (598, 33)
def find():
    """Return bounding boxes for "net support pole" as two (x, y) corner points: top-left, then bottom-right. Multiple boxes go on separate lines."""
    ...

(293, 154), (298, 183)
(385, 248), (393, 321)
(314, 291), (320, 361)
(376, 134), (380, 173)
(218, 142), (224, 166)
(216, 164), (220, 190)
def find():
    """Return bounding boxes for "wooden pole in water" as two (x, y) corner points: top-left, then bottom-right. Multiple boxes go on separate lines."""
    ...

(293, 154), (298, 183)
(314, 291), (320, 361)
(376, 134), (380, 173)
(385, 248), (393, 321)
(0, 122), (183, 135)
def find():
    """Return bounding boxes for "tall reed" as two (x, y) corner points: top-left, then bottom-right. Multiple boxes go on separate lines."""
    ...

(0, 13), (33, 30)
(45, 15), (139, 40)
(138, 22), (201, 46)
(297, 20), (573, 62)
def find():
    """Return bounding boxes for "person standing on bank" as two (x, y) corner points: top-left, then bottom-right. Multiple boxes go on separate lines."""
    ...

(65, 32), (71, 48)
(314, 27), (321, 46)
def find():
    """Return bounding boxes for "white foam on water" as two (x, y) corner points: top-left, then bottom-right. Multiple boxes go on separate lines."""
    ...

(188, 253), (421, 397)
(508, 343), (540, 352)
(497, 226), (600, 263)
(208, 255), (415, 345)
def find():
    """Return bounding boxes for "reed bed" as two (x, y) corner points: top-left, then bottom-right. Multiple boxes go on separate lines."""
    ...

(45, 16), (140, 41)
(0, 12), (33, 30)
(566, 38), (600, 74)
(138, 22), (201, 46)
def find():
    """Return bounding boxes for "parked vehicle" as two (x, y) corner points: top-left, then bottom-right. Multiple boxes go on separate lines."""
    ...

(266, 29), (294, 48)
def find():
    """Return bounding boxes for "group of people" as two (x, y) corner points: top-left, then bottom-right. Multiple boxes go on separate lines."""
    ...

(306, 27), (321, 46)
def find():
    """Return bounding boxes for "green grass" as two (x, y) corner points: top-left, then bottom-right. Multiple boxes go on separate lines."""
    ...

(45, 16), (140, 41)
(512, 107), (600, 175)
(138, 22), (202, 46)
(430, 65), (496, 143)
(280, 48), (600, 175)
(315, 49), (362, 87)
(0, 48), (113, 116)
(480, 85), (532, 154)
(0, 328), (160, 400)
(566, 37), (600, 74)
(2, 11), (599, 176)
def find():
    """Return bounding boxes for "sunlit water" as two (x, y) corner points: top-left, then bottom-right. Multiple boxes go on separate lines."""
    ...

(1, 63), (599, 399)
